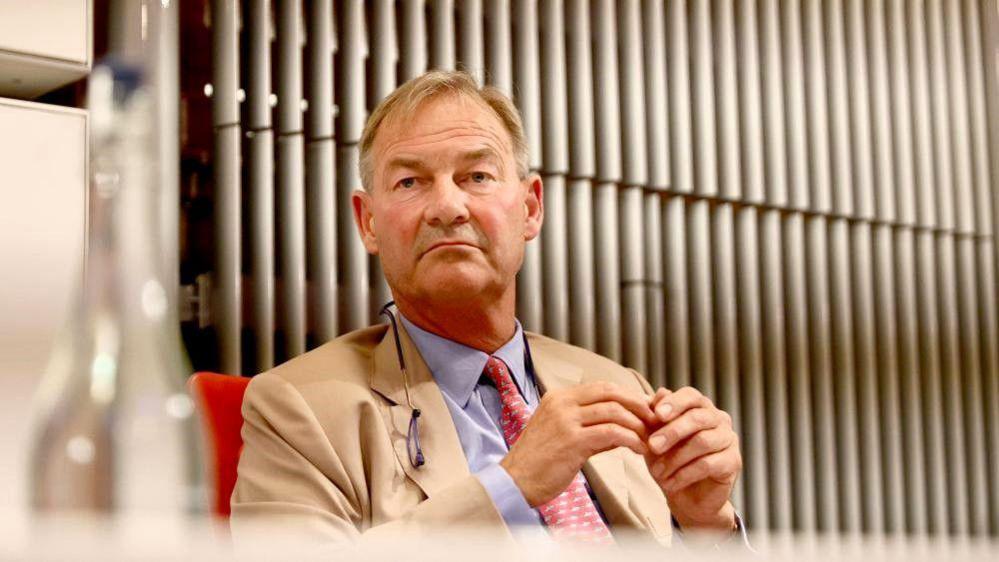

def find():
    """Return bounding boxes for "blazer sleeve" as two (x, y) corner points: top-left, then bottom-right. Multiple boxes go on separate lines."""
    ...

(229, 372), (510, 554)
(627, 368), (657, 396)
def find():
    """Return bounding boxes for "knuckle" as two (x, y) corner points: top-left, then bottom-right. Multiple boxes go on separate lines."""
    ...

(691, 408), (711, 426)
(693, 431), (711, 450)
(665, 426), (682, 444)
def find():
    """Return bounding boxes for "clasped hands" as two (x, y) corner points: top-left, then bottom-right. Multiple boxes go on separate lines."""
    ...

(500, 382), (741, 532)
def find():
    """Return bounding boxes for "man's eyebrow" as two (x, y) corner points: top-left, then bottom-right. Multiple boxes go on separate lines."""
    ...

(458, 147), (503, 163)
(385, 156), (425, 171)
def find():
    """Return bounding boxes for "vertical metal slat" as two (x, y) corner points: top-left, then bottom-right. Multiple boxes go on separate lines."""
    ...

(714, 0), (741, 200)
(668, 0), (694, 195)
(644, 193), (665, 388)
(784, 213), (818, 532)
(643, 0), (670, 190)
(484, 0), (513, 95)
(690, 0), (718, 198)
(368, 0), (398, 319)
(760, 209), (794, 531)
(759, 0), (789, 208)
(276, 0), (307, 357)
(307, 0), (338, 344)
(400, 0), (428, 80)
(873, 227), (907, 536)
(456, 0), (485, 84)
(429, 0), (456, 70)
(687, 199), (715, 399)
(663, 195), (691, 389)
(565, 0), (596, 350)
(851, 220), (887, 534)
(894, 227), (929, 534)
(641, 0), (668, 388)
(567, 177), (596, 350)
(803, 0), (832, 214)
(805, 215), (839, 532)
(592, 0), (623, 359)
(595, 182), (622, 362)
(336, 0), (370, 331)
(620, 187), (647, 374)
(781, 0), (810, 211)
(829, 217), (862, 534)
(711, 202), (744, 513)
(512, 0), (544, 333)
(886, 0), (927, 532)
(211, 0), (241, 374)
(734, 207), (768, 530)
(539, 0), (569, 342)
(246, 0), (274, 371)
(617, 0), (647, 373)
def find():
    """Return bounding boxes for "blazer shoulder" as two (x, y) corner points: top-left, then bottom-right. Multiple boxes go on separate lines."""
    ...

(525, 331), (651, 392)
(257, 324), (390, 391)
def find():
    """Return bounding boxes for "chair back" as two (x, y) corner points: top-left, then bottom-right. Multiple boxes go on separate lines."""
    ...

(188, 371), (250, 517)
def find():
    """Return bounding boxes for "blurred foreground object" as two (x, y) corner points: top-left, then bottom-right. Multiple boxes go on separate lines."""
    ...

(28, 62), (207, 515)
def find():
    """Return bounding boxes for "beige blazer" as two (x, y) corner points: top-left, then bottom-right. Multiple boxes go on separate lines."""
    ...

(230, 320), (673, 547)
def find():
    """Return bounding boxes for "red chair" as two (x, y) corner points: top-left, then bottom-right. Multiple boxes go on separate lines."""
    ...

(188, 371), (251, 517)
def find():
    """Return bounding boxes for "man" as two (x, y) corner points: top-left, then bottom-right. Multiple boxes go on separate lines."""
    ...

(231, 71), (743, 548)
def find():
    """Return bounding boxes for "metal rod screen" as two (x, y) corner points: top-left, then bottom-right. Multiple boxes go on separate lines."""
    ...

(207, 0), (999, 537)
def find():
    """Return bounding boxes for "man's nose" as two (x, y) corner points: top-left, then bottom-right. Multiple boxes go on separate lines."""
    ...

(423, 175), (470, 226)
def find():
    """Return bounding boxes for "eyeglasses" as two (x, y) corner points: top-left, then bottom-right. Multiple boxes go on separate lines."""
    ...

(407, 408), (425, 468)
(380, 301), (426, 469)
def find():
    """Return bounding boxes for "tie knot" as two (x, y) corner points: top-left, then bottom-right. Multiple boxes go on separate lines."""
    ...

(483, 356), (516, 394)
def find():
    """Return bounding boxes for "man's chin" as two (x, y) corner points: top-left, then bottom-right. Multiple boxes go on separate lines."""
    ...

(414, 270), (496, 303)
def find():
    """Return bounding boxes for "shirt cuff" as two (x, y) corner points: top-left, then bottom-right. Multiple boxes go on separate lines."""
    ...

(671, 511), (754, 551)
(474, 463), (540, 527)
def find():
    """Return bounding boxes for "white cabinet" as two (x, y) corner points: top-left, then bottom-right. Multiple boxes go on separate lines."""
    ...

(0, 97), (87, 510)
(0, 0), (92, 98)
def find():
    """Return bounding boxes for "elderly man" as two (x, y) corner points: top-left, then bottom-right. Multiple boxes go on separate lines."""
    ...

(231, 70), (743, 547)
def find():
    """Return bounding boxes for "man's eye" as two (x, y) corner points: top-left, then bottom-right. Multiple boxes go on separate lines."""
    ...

(398, 177), (416, 189)
(470, 172), (490, 183)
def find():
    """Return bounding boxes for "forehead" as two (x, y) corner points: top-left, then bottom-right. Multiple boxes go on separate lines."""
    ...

(372, 94), (514, 163)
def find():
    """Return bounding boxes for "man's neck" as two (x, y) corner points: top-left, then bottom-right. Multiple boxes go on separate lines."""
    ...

(394, 293), (517, 353)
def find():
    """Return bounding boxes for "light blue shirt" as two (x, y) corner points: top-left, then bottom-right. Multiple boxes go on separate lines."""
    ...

(400, 314), (546, 527)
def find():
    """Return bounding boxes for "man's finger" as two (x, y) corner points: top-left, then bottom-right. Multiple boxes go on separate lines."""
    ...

(578, 402), (650, 440)
(647, 407), (723, 455)
(571, 382), (657, 424)
(661, 448), (740, 495)
(649, 387), (671, 408)
(582, 423), (649, 458)
(648, 427), (735, 482)
(652, 386), (711, 424)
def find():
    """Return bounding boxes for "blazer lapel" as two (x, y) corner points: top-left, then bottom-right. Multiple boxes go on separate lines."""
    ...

(526, 333), (647, 531)
(370, 320), (471, 499)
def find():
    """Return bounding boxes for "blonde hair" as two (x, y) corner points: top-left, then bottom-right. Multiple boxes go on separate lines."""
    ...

(358, 70), (530, 191)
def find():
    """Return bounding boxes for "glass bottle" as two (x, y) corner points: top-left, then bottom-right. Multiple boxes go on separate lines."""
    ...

(29, 62), (207, 516)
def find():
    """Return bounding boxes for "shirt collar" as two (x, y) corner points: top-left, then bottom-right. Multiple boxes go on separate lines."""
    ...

(399, 313), (529, 408)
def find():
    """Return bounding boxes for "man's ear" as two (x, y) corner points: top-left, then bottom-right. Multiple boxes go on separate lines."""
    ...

(351, 189), (380, 255)
(523, 173), (544, 241)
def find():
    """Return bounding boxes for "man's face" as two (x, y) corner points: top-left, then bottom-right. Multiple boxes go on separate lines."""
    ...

(352, 94), (543, 307)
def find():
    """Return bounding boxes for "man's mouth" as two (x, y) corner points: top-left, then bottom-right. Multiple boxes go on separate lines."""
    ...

(423, 241), (478, 256)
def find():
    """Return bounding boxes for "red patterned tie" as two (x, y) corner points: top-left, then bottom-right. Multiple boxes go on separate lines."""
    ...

(483, 356), (614, 545)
